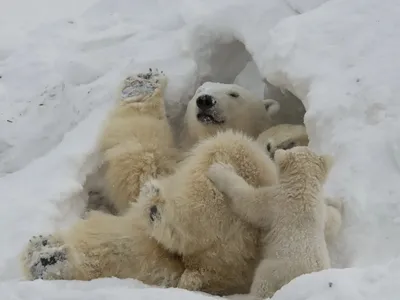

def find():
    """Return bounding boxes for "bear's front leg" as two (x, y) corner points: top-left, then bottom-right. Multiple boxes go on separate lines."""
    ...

(20, 234), (74, 280)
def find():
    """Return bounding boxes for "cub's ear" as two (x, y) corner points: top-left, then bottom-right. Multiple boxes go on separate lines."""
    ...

(262, 99), (280, 117)
(321, 154), (334, 172)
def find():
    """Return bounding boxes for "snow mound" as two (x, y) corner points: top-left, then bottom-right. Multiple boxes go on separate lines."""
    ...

(261, 0), (400, 268)
(1, 0), (400, 299)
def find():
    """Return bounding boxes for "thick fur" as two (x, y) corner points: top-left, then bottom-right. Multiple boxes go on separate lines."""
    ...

(256, 124), (309, 159)
(207, 146), (338, 299)
(97, 69), (180, 214)
(257, 124), (343, 242)
(20, 210), (184, 285)
(133, 130), (279, 296)
(20, 71), (185, 286)
(179, 82), (280, 150)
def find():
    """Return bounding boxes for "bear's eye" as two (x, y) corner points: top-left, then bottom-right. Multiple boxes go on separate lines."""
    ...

(281, 141), (296, 150)
(228, 92), (239, 98)
(150, 205), (158, 222)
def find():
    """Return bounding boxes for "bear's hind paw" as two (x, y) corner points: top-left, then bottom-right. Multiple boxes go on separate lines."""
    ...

(22, 234), (71, 280)
(120, 68), (167, 103)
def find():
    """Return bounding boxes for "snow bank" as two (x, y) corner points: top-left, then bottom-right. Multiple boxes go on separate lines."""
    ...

(2, 0), (400, 299)
(261, 0), (400, 268)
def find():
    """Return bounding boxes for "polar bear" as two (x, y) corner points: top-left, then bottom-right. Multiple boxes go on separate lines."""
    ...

(256, 124), (309, 159)
(179, 82), (280, 150)
(133, 130), (279, 296)
(206, 146), (339, 299)
(94, 69), (181, 214)
(256, 124), (343, 242)
(20, 209), (184, 285)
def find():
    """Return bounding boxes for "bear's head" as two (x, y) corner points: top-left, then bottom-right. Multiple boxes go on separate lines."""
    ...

(257, 124), (309, 160)
(273, 146), (333, 184)
(184, 82), (280, 145)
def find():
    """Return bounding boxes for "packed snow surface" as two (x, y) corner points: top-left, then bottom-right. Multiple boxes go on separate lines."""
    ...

(1, 0), (400, 299)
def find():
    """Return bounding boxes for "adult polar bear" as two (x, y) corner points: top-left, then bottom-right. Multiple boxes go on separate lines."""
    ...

(95, 72), (281, 214)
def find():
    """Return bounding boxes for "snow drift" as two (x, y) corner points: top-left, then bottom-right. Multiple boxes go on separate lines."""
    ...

(1, 0), (400, 299)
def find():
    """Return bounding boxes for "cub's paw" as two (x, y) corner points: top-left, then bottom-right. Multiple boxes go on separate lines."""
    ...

(120, 68), (167, 102)
(207, 163), (235, 182)
(266, 139), (305, 160)
(177, 269), (203, 291)
(21, 234), (71, 280)
(136, 179), (162, 223)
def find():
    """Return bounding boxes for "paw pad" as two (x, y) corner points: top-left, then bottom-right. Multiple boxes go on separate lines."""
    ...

(23, 234), (69, 280)
(121, 68), (167, 102)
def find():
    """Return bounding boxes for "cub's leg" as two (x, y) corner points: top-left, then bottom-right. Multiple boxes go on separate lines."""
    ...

(97, 68), (179, 214)
(324, 196), (344, 242)
(207, 163), (275, 228)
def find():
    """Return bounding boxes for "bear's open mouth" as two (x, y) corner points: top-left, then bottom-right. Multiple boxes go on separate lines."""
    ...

(197, 112), (225, 125)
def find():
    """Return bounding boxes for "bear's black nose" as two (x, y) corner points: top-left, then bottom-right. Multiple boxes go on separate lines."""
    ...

(196, 95), (215, 110)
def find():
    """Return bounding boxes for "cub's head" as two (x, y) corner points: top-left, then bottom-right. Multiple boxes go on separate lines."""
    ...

(184, 82), (280, 141)
(273, 146), (333, 184)
(257, 124), (309, 160)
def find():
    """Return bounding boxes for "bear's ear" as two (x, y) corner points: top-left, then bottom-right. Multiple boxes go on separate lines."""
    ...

(262, 99), (280, 117)
(321, 154), (334, 173)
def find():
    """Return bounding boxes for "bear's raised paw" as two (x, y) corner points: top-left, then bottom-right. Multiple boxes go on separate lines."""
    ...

(21, 234), (71, 280)
(120, 68), (167, 103)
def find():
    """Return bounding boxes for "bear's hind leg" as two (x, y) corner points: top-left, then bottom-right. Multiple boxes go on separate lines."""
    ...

(119, 68), (167, 103)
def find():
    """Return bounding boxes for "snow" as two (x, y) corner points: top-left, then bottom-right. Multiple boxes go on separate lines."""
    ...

(1, 0), (400, 299)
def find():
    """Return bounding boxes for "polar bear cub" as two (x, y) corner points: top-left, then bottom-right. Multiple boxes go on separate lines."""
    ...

(256, 124), (343, 242)
(256, 124), (309, 159)
(207, 146), (335, 299)
(96, 68), (180, 214)
(180, 82), (280, 150)
(133, 130), (279, 296)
